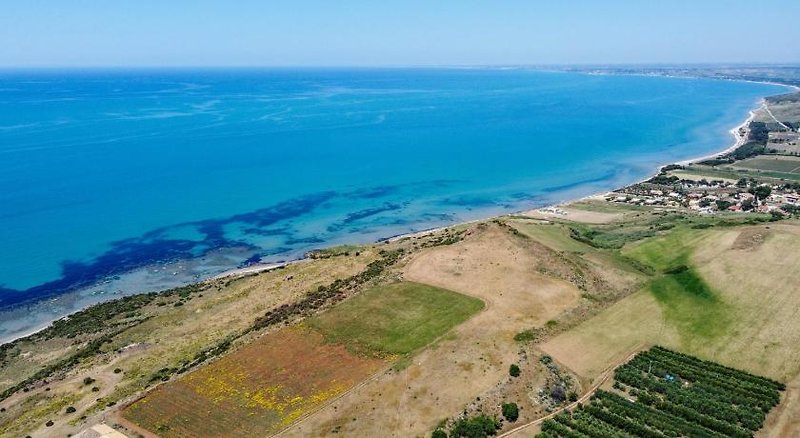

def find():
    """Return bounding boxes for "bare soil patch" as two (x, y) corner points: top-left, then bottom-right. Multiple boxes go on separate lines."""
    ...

(521, 207), (624, 224)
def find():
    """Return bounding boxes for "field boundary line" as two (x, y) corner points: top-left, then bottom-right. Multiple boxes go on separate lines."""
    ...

(497, 344), (646, 438)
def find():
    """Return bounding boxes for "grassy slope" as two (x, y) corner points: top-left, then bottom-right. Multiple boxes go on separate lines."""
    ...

(625, 229), (732, 344)
(541, 219), (800, 384)
(308, 281), (484, 356)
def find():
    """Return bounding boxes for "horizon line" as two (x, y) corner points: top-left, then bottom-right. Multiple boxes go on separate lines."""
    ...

(1, 62), (800, 71)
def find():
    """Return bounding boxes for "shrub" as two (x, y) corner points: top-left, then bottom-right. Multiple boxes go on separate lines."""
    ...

(664, 265), (689, 275)
(568, 391), (578, 402)
(501, 402), (519, 422)
(513, 329), (537, 343)
(83, 377), (95, 385)
(113, 368), (122, 374)
(432, 428), (448, 438)
(65, 406), (76, 414)
(509, 364), (521, 378)
(45, 420), (54, 427)
(451, 415), (500, 437)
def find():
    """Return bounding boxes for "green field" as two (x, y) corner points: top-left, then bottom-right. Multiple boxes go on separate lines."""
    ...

(624, 229), (732, 344)
(734, 155), (800, 174)
(673, 164), (800, 183)
(308, 281), (484, 356)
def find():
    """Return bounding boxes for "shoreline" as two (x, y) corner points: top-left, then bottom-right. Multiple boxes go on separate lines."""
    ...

(1, 79), (796, 347)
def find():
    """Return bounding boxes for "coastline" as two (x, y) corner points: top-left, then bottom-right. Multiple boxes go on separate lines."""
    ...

(1, 79), (795, 347)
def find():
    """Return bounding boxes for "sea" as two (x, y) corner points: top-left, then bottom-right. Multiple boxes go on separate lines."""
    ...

(0, 68), (787, 343)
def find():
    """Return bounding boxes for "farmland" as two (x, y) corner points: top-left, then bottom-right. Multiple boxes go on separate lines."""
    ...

(733, 155), (800, 174)
(121, 281), (482, 436)
(122, 327), (385, 437)
(539, 346), (784, 437)
(541, 221), (800, 383)
(307, 281), (484, 356)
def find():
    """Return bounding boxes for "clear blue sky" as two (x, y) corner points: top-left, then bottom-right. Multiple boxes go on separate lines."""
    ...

(2, 0), (799, 67)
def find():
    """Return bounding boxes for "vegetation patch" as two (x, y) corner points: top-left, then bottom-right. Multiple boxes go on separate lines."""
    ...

(124, 281), (481, 436)
(308, 281), (484, 356)
(626, 230), (732, 344)
(122, 327), (385, 437)
(539, 346), (784, 437)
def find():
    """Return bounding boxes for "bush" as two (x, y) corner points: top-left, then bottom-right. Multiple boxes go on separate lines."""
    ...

(451, 415), (500, 437)
(509, 364), (521, 378)
(551, 385), (567, 403)
(45, 420), (54, 427)
(664, 265), (689, 275)
(716, 200), (733, 211)
(501, 402), (519, 422)
(83, 377), (95, 386)
(513, 329), (537, 343)
(113, 368), (122, 374)
(568, 391), (578, 402)
(432, 429), (448, 438)
(65, 406), (76, 414)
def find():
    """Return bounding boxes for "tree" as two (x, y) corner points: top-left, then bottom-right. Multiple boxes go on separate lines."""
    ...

(65, 406), (76, 414)
(741, 198), (755, 211)
(736, 178), (749, 188)
(502, 402), (519, 422)
(83, 377), (95, 386)
(715, 200), (733, 211)
(451, 415), (499, 438)
(551, 385), (567, 403)
(750, 185), (772, 203)
(509, 364), (521, 378)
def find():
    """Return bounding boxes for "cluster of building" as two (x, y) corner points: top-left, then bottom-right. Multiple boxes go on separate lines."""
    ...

(607, 178), (800, 215)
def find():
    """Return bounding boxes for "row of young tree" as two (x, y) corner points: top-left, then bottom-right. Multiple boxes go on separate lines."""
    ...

(537, 346), (784, 438)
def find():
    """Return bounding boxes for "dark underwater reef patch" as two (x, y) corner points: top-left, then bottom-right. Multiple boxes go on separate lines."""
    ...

(326, 202), (405, 233)
(540, 169), (618, 193)
(0, 179), (533, 311)
(0, 191), (337, 309)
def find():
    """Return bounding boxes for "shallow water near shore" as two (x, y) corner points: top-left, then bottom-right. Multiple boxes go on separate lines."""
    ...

(0, 68), (786, 342)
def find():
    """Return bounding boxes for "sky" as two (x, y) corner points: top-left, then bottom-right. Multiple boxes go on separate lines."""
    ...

(2, 0), (799, 67)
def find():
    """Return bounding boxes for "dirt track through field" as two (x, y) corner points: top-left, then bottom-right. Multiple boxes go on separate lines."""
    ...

(500, 345), (645, 437)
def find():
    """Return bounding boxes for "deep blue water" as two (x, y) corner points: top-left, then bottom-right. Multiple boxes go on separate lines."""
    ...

(0, 68), (786, 337)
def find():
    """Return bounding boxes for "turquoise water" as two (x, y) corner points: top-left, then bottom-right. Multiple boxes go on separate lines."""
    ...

(0, 68), (785, 325)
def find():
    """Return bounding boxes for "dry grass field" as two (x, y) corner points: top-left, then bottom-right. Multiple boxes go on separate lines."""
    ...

(281, 222), (585, 437)
(540, 220), (800, 436)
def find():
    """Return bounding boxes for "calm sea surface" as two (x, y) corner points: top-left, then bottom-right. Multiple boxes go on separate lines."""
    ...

(0, 68), (785, 340)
